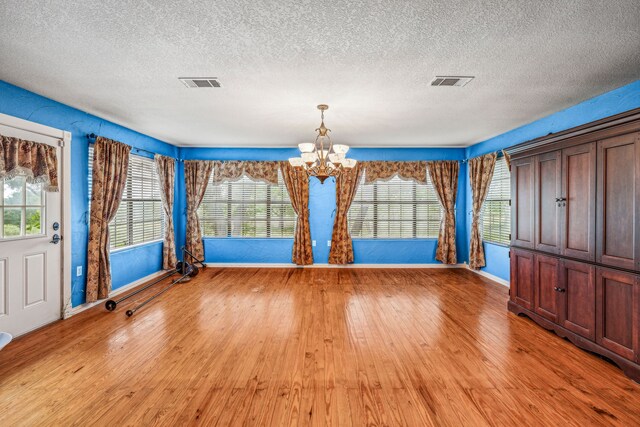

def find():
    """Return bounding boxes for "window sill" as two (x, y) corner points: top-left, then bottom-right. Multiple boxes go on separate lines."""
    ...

(202, 237), (294, 241)
(482, 240), (510, 248)
(110, 239), (163, 253)
(352, 238), (439, 241)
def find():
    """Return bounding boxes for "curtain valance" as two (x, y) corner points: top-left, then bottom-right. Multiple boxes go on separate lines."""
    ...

(0, 135), (59, 191)
(361, 161), (427, 184)
(211, 160), (280, 185)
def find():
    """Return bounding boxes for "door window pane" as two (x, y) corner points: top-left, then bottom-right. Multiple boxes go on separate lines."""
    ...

(3, 207), (22, 237)
(26, 182), (43, 205)
(4, 177), (25, 205)
(25, 208), (42, 235)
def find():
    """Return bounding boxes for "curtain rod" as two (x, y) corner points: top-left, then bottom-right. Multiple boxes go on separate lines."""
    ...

(462, 150), (505, 163)
(87, 133), (183, 162)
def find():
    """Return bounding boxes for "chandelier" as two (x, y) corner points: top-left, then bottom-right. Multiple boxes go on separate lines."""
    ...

(288, 104), (357, 183)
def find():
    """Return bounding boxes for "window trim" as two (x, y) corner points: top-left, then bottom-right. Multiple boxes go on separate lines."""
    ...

(88, 146), (165, 251)
(481, 156), (511, 246)
(198, 171), (296, 239)
(348, 174), (442, 240)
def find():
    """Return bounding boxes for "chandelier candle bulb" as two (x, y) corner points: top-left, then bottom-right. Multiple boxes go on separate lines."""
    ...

(291, 104), (356, 184)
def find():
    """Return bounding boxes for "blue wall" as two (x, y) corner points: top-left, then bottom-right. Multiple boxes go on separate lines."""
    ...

(179, 147), (468, 264)
(0, 81), (179, 307)
(464, 79), (640, 282)
(2, 77), (638, 303)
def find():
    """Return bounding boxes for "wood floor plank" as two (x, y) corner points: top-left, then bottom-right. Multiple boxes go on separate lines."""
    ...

(1, 267), (639, 426)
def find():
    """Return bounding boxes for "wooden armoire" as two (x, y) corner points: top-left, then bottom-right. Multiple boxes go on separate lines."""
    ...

(508, 108), (640, 382)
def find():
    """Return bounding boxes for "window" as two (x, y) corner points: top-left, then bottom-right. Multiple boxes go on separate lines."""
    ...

(482, 156), (511, 245)
(348, 173), (441, 238)
(1, 176), (45, 239)
(198, 171), (296, 238)
(89, 146), (164, 249)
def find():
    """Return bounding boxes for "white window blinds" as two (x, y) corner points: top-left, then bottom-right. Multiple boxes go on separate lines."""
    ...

(198, 171), (296, 238)
(88, 146), (164, 249)
(482, 156), (511, 245)
(348, 173), (441, 239)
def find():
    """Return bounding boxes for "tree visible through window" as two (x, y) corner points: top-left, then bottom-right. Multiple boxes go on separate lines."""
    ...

(348, 174), (441, 239)
(482, 156), (511, 245)
(198, 172), (296, 238)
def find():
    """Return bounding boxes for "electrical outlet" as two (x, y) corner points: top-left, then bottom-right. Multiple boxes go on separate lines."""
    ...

(327, 240), (331, 247)
(76, 266), (82, 276)
(312, 240), (316, 247)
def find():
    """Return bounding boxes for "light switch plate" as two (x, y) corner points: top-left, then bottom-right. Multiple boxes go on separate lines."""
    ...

(76, 266), (82, 276)
(327, 240), (331, 247)
(312, 240), (316, 247)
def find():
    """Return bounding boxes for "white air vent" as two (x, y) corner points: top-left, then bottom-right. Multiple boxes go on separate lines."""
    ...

(179, 77), (221, 88)
(430, 76), (474, 87)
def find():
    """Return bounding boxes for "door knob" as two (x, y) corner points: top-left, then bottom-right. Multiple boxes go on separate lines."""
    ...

(50, 234), (62, 244)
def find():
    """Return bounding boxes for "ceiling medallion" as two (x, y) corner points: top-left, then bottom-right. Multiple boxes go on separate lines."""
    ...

(288, 104), (357, 184)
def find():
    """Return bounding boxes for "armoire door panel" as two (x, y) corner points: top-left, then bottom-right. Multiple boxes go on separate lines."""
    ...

(534, 254), (560, 322)
(535, 151), (562, 254)
(596, 132), (639, 270)
(512, 157), (535, 249)
(596, 268), (638, 361)
(561, 143), (596, 261)
(560, 260), (595, 340)
(511, 249), (535, 310)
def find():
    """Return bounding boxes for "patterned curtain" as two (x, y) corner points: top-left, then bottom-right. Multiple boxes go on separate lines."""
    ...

(428, 160), (459, 264)
(155, 155), (178, 270)
(329, 164), (363, 264)
(280, 162), (313, 265)
(86, 137), (131, 301)
(0, 134), (59, 191)
(468, 153), (497, 270)
(211, 160), (279, 185)
(185, 160), (213, 261)
(361, 161), (427, 184)
(501, 149), (511, 171)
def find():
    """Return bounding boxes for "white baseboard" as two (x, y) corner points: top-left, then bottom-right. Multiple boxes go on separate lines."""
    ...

(467, 266), (510, 287)
(204, 262), (467, 269)
(65, 270), (167, 318)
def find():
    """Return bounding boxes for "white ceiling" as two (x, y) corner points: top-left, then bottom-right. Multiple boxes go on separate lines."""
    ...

(1, 0), (639, 147)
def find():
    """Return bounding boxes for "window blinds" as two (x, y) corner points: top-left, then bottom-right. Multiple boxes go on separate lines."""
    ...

(88, 146), (164, 249)
(482, 156), (511, 245)
(348, 174), (441, 239)
(198, 171), (296, 238)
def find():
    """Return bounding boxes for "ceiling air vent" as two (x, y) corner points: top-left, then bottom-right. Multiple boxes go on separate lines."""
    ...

(179, 77), (221, 88)
(430, 76), (474, 87)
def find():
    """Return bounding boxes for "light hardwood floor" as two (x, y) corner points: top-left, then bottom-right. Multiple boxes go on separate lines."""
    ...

(0, 268), (638, 426)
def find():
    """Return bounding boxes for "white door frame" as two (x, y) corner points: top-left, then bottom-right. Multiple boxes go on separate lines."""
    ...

(0, 112), (72, 319)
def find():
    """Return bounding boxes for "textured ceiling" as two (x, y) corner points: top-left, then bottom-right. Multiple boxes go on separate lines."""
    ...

(1, 0), (639, 147)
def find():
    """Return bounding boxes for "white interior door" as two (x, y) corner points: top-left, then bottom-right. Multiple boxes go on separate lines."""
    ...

(0, 125), (63, 337)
